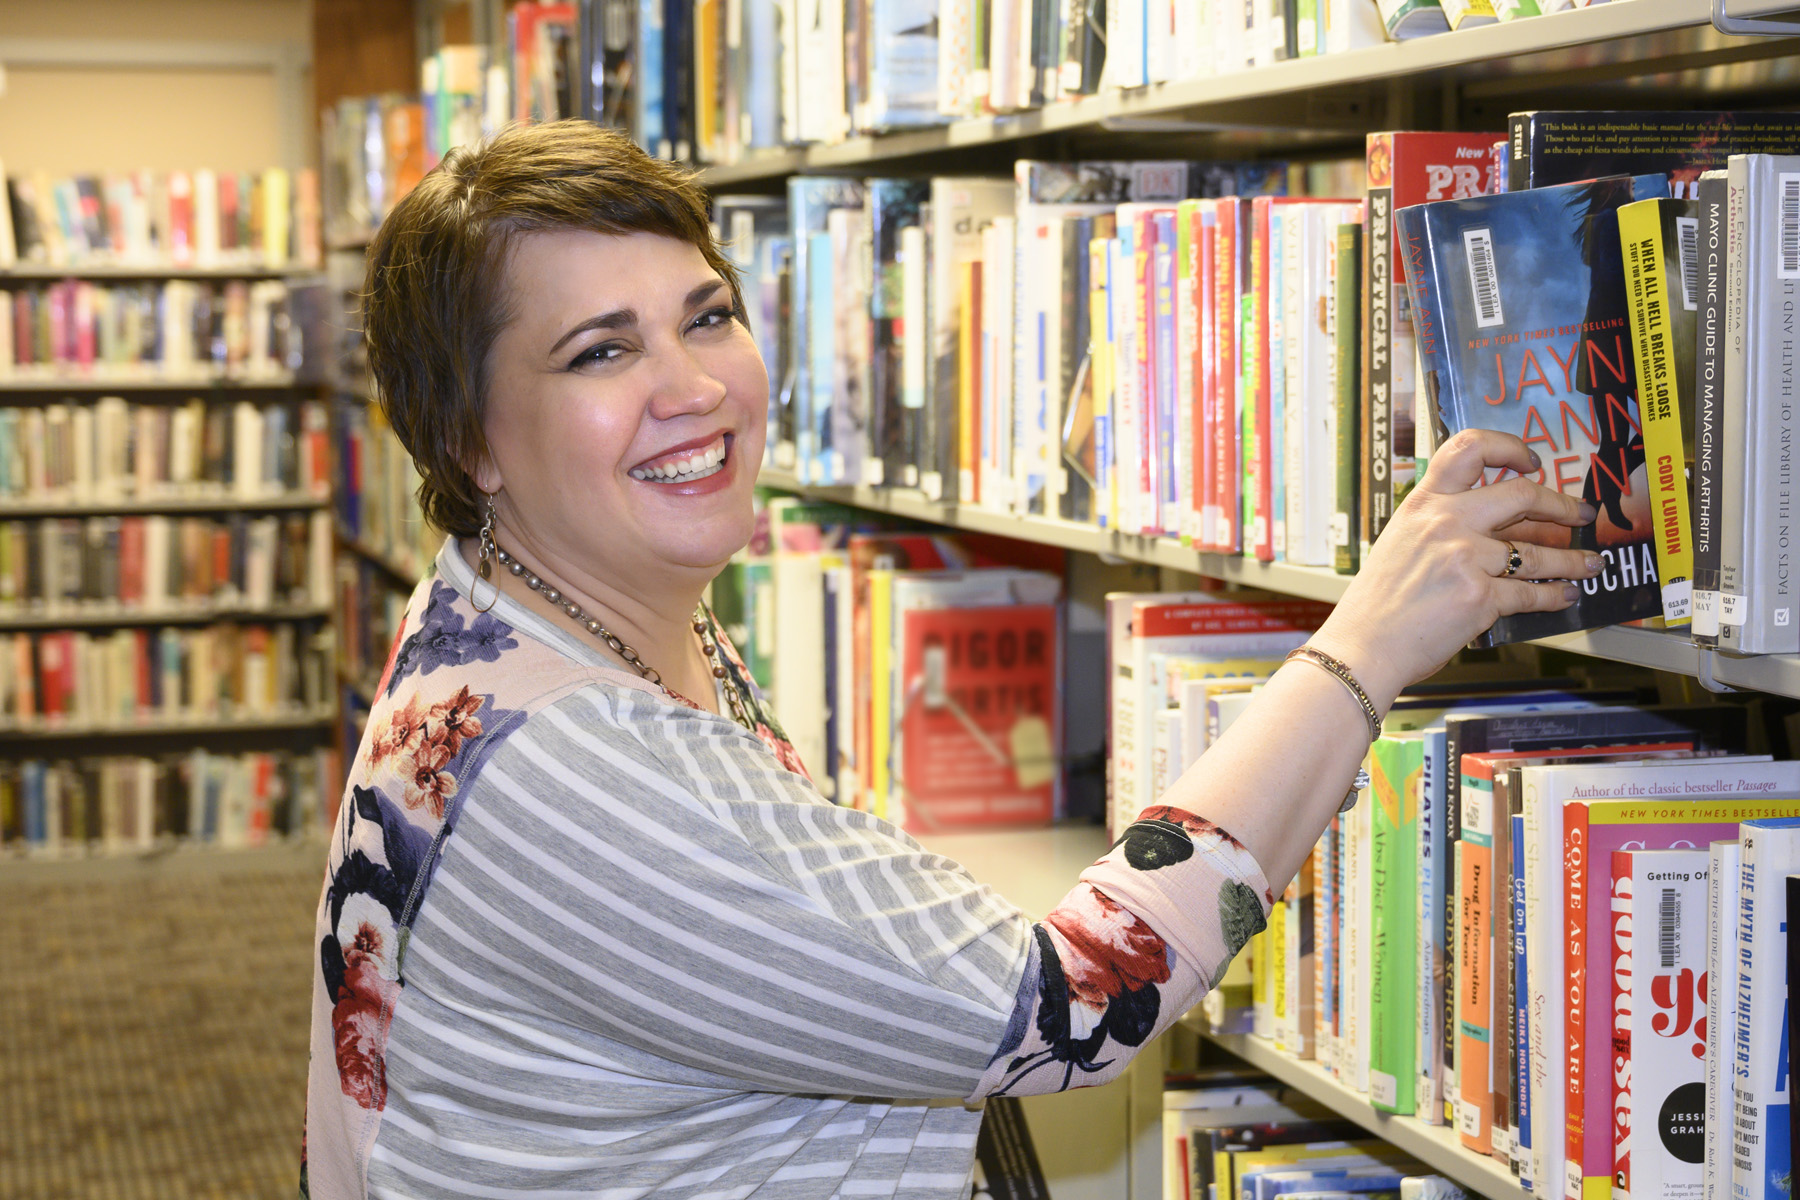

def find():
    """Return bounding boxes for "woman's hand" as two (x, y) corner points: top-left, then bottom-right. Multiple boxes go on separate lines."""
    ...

(1307, 428), (1602, 711)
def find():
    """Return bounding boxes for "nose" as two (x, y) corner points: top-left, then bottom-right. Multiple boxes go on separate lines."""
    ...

(647, 339), (729, 421)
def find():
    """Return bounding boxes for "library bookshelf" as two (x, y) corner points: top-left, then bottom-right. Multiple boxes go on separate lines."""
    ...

(0, 259), (340, 852)
(722, 8), (1800, 1192)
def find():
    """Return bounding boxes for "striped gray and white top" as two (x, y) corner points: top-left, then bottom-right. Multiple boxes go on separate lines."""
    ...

(303, 540), (1272, 1200)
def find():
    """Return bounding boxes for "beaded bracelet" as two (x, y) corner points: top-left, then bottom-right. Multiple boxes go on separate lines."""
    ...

(1283, 645), (1380, 813)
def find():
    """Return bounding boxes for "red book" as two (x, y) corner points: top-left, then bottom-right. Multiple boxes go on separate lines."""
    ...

(13, 292), (31, 368)
(47, 281), (71, 368)
(891, 572), (1062, 833)
(1361, 131), (1498, 551)
(210, 527), (231, 598)
(218, 173), (238, 255)
(1212, 199), (1246, 554)
(167, 171), (194, 267)
(118, 517), (144, 606)
(74, 284), (96, 368)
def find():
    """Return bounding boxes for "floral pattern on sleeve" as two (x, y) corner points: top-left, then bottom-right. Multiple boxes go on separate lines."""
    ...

(317, 601), (529, 1114)
(978, 811), (1273, 1098)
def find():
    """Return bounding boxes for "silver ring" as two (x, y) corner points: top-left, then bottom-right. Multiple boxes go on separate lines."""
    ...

(1501, 541), (1523, 578)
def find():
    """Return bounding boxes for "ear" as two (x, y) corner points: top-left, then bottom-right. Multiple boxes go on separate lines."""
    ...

(471, 449), (503, 497)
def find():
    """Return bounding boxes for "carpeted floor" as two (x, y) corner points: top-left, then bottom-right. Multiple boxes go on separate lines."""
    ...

(0, 845), (325, 1200)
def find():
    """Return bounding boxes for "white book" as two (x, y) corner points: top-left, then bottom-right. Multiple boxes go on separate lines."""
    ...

(984, 216), (1016, 511)
(1731, 817), (1800, 1200)
(94, 396), (129, 502)
(1610, 847), (1710, 1200)
(1110, 231), (1143, 533)
(1705, 839), (1742, 1200)
(233, 401), (265, 498)
(193, 169), (220, 267)
(70, 405), (95, 503)
(928, 178), (1012, 501)
(988, 0), (1023, 108)
(144, 516), (170, 609)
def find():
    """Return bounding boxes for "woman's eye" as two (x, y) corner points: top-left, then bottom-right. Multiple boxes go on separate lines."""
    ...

(690, 306), (737, 332)
(569, 342), (627, 370)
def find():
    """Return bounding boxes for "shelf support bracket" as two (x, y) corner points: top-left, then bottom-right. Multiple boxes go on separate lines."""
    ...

(1696, 648), (1737, 694)
(1710, 0), (1800, 36)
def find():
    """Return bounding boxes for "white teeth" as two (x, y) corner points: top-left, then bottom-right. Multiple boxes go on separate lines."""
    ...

(631, 442), (728, 483)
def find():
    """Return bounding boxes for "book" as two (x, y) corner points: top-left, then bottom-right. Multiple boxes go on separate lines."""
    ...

(1333, 219), (1363, 575)
(1505, 111), (1800, 198)
(1368, 733), (1422, 1114)
(1394, 172), (1671, 645)
(1690, 170), (1729, 647)
(929, 178), (1014, 503)
(1608, 846), (1710, 1200)
(1732, 817), (1800, 1200)
(1706, 839), (1743, 1200)
(1718, 155), (1800, 654)
(1617, 196), (1699, 627)
(1362, 132), (1497, 558)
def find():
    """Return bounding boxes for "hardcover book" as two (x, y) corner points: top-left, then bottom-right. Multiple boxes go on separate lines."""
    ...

(1393, 173), (1671, 645)
(1505, 110), (1800, 197)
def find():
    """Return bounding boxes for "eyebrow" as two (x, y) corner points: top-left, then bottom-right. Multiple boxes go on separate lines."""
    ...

(546, 278), (727, 358)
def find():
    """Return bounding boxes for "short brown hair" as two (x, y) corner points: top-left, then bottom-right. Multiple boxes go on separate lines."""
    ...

(362, 120), (741, 537)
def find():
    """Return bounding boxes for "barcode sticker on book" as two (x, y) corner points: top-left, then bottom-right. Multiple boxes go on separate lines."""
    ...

(1464, 227), (1504, 328)
(1659, 886), (1680, 969)
(1782, 174), (1800, 280)
(1676, 216), (1700, 310)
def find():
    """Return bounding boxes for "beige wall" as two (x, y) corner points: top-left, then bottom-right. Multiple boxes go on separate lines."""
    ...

(0, 0), (313, 175)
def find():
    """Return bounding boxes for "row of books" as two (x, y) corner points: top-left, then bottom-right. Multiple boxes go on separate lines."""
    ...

(334, 555), (414, 700)
(321, 4), (586, 243)
(0, 511), (335, 615)
(1160, 661), (1798, 1200)
(581, 0), (1578, 167)
(335, 399), (439, 583)
(1, 165), (323, 272)
(0, 748), (340, 855)
(0, 398), (332, 506)
(1, 621), (333, 726)
(2, 278), (318, 381)
(1160, 1068), (1473, 1200)
(714, 495), (1077, 826)
(742, 111), (1800, 652)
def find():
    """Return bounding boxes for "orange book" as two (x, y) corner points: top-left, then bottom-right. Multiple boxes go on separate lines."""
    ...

(957, 260), (982, 503)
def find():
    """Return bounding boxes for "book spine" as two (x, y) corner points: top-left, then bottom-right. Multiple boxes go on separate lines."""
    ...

(1154, 215), (1179, 536)
(1610, 852), (1635, 1200)
(1457, 771), (1495, 1153)
(1249, 200), (1274, 561)
(1731, 821), (1800, 1200)
(1334, 221), (1362, 576)
(1741, 157), (1800, 653)
(1718, 158), (1750, 652)
(1565, 802), (1592, 1200)
(1418, 728), (1445, 1123)
(1618, 200), (1695, 626)
(1692, 171), (1728, 647)
(1213, 204), (1241, 552)
(1369, 736), (1419, 1114)
(1315, 822), (1338, 1072)
(1269, 208), (1290, 561)
(1511, 810), (1533, 1188)
(1364, 185), (1395, 553)
(1705, 839), (1742, 1200)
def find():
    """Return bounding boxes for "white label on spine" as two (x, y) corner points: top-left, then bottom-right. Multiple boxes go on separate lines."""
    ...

(1464, 227), (1504, 328)
(1780, 173), (1800, 279)
(1676, 215), (1700, 309)
(1330, 511), (1350, 547)
(1720, 592), (1747, 625)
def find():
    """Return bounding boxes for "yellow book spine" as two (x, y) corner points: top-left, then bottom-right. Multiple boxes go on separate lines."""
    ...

(261, 168), (290, 269)
(1619, 199), (1695, 625)
(869, 568), (893, 823)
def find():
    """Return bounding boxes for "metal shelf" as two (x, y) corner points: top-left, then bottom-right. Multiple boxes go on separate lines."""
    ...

(0, 491), (329, 517)
(1192, 1028), (1529, 1200)
(0, 263), (297, 280)
(756, 469), (1353, 604)
(0, 706), (336, 740)
(701, 0), (1800, 187)
(0, 368), (299, 391)
(757, 469), (1800, 699)
(0, 603), (329, 630)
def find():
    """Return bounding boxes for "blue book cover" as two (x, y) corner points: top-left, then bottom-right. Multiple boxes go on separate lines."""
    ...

(1511, 808), (1532, 1188)
(742, 0), (781, 147)
(1392, 172), (1669, 646)
(864, 0), (943, 129)
(785, 178), (864, 483)
(1152, 211), (1179, 537)
(633, 0), (666, 154)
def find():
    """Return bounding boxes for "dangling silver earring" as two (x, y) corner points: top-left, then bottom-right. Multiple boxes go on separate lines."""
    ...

(471, 493), (500, 613)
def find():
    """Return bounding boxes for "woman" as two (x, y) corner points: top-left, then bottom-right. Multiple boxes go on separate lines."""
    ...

(303, 120), (1602, 1200)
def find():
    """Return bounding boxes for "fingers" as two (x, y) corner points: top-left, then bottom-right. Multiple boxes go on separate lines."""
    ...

(1492, 576), (1582, 616)
(1494, 517), (1577, 548)
(1469, 475), (1598, 532)
(1495, 538), (1600, 584)
(1416, 429), (1539, 495)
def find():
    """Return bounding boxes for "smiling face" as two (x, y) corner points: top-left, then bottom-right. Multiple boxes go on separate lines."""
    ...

(475, 229), (768, 598)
